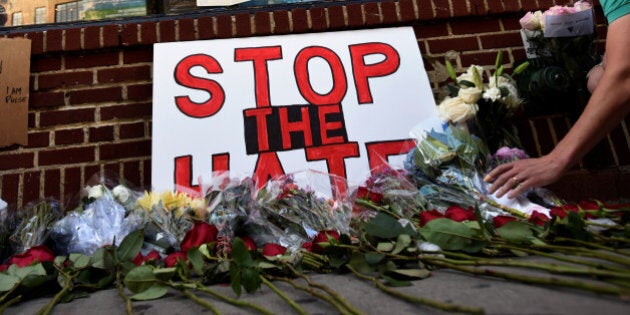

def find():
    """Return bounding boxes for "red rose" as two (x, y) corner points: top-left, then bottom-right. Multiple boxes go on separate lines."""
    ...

(578, 200), (599, 210)
(241, 236), (257, 251)
(493, 215), (516, 228)
(8, 245), (55, 267)
(528, 211), (550, 226)
(164, 251), (188, 267)
(356, 186), (383, 204)
(445, 206), (476, 222)
(312, 230), (340, 253)
(419, 210), (444, 226)
(181, 221), (219, 252)
(550, 204), (579, 219)
(0, 264), (9, 272)
(301, 241), (313, 252)
(262, 243), (287, 256)
(133, 250), (162, 266)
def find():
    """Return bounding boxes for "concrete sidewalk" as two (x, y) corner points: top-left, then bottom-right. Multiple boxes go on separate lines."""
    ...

(5, 266), (630, 315)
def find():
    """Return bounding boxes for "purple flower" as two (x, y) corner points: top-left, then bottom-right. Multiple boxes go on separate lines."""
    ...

(492, 147), (528, 162)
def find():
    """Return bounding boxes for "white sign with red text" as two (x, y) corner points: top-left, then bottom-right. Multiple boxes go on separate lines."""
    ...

(152, 27), (436, 197)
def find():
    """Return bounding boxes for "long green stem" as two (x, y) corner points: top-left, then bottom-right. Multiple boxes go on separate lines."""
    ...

(425, 258), (629, 296)
(181, 289), (221, 315)
(191, 282), (274, 315)
(530, 244), (630, 266)
(346, 265), (485, 315)
(273, 277), (353, 315)
(36, 273), (74, 315)
(0, 295), (22, 313)
(116, 269), (134, 315)
(260, 276), (308, 315)
(553, 237), (630, 256)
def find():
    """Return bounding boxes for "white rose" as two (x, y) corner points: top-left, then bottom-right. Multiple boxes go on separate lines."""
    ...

(112, 185), (131, 203)
(437, 96), (478, 124)
(457, 65), (484, 85)
(482, 87), (502, 102)
(87, 185), (104, 199)
(457, 87), (482, 104)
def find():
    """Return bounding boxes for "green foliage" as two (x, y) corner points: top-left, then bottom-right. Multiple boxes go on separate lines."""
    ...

(229, 238), (261, 296)
(419, 218), (485, 253)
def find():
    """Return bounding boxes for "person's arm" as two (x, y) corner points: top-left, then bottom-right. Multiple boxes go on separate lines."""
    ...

(485, 14), (630, 198)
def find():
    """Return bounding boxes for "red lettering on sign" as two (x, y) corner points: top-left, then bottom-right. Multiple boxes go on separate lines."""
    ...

(244, 107), (273, 151)
(279, 106), (313, 149)
(365, 140), (415, 172)
(318, 104), (345, 145)
(349, 43), (400, 104)
(174, 54), (225, 118)
(174, 155), (202, 196)
(234, 46), (283, 107)
(253, 152), (286, 188)
(294, 46), (347, 105)
(305, 143), (359, 198)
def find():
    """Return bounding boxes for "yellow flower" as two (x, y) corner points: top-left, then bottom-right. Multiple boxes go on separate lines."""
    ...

(160, 191), (189, 212)
(189, 197), (209, 220)
(137, 191), (160, 211)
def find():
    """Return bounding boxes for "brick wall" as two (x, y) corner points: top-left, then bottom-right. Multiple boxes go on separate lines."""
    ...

(1, 0), (628, 209)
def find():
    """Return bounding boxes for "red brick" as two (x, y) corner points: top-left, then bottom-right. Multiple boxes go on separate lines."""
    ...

(100, 140), (151, 160)
(451, 18), (500, 35)
(55, 128), (85, 145)
(40, 108), (95, 127)
(310, 7), (327, 31)
(235, 13), (252, 37)
(381, 1), (398, 24)
(98, 65), (151, 83)
(469, 0), (488, 15)
(143, 159), (151, 187)
(65, 51), (119, 69)
(25, 31), (44, 55)
(503, 0), (522, 12)
(22, 171), (41, 204)
(124, 48), (153, 64)
(101, 103), (152, 121)
(254, 12), (272, 35)
(522, 1), (540, 12)
(364, 2), (382, 26)
(452, 0), (470, 17)
(178, 18), (196, 41)
(511, 47), (526, 61)
(399, 0), (417, 22)
(327, 6), (346, 29)
(84, 165), (102, 183)
(292, 9), (309, 33)
(140, 22), (158, 45)
(104, 162), (121, 177)
(89, 126), (114, 143)
(346, 4), (364, 27)
(1, 174), (20, 206)
(46, 29), (63, 52)
(123, 161), (142, 187)
(486, 0), (504, 14)
(44, 169), (61, 199)
(433, 0), (451, 19)
(460, 51), (499, 66)
(272, 11), (290, 34)
(0, 152), (35, 171)
(37, 71), (93, 90)
(83, 26), (101, 50)
(427, 36), (479, 54)
(413, 23), (449, 38)
(480, 32), (522, 49)
(29, 113), (36, 128)
(28, 131), (50, 148)
(216, 15), (233, 39)
(63, 167), (82, 206)
(502, 17), (522, 31)
(159, 20), (176, 42)
(127, 83), (152, 101)
(416, 0), (433, 20)
(538, 0), (556, 10)
(39, 146), (95, 166)
(102, 25), (120, 48)
(121, 23), (140, 46)
(64, 28), (82, 51)
(30, 91), (66, 108)
(197, 16), (216, 39)
(120, 122), (145, 139)
(69, 87), (123, 105)
(31, 55), (62, 72)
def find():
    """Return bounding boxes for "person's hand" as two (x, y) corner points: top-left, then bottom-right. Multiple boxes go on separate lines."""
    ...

(484, 155), (566, 198)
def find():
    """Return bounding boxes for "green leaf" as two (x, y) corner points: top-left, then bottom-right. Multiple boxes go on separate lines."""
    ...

(389, 269), (431, 280)
(124, 266), (157, 294)
(381, 274), (411, 287)
(231, 238), (254, 267)
(348, 252), (374, 274)
(364, 213), (405, 239)
(445, 59), (457, 80)
(54, 256), (67, 266)
(91, 247), (115, 270)
(496, 221), (534, 243)
(496, 65), (504, 77)
(230, 264), (242, 297)
(472, 67), (483, 89)
(447, 84), (460, 97)
(0, 273), (20, 291)
(70, 253), (90, 269)
(131, 284), (168, 301)
(458, 80), (476, 88)
(241, 267), (261, 293)
(21, 274), (49, 289)
(392, 234), (411, 255)
(494, 50), (503, 69)
(376, 242), (394, 252)
(419, 218), (479, 251)
(116, 229), (144, 262)
(364, 252), (386, 265)
(153, 267), (176, 282)
(513, 61), (530, 75)
(14, 264), (47, 280)
(187, 248), (205, 276)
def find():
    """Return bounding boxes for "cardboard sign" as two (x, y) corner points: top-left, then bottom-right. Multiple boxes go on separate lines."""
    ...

(0, 38), (31, 147)
(544, 9), (594, 38)
(152, 27), (436, 196)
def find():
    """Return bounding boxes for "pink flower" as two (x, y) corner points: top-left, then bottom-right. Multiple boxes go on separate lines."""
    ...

(493, 147), (528, 162)
(573, 1), (592, 12)
(545, 5), (572, 16)
(520, 11), (543, 31)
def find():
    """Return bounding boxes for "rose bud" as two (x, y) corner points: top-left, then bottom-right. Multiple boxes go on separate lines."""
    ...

(164, 251), (188, 268)
(8, 245), (55, 267)
(312, 230), (340, 253)
(445, 206), (476, 222)
(493, 215), (516, 228)
(181, 221), (219, 252)
(419, 209), (445, 226)
(262, 243), (287, 257)
(241, 236), (258, 251)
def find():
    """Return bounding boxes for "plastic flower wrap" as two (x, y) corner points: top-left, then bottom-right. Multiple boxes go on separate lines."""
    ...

(244, 171), (351, 251)
(50, 184), (145, 255)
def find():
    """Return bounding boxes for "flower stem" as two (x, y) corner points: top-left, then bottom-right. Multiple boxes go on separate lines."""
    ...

(0, 295), (22, 313)
(36, 272), (74, 315)
(260, 276), (308, 315)
(346, 265), (485, 315)
(554, 237), (630, 256)
(530, 244), (630, 266)
(273, 276), (354, 315)
(425, 258), (629, 296)
(191, 282), (274, 315)
(181, 289), (221, 315)
(115, 268), (133, 315)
